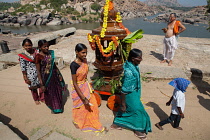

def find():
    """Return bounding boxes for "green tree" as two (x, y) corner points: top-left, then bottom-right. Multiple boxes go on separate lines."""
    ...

(0, 2), (21, 12)
(207, 0), (210, 13)
(91, 2), (101, 13)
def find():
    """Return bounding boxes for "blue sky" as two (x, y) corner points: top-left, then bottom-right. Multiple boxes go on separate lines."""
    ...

(138, 0), (207, 7)
(0, 0), (208, 7)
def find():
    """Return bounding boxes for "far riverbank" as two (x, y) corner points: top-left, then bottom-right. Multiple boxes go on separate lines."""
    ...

(1, 16), (210, 38)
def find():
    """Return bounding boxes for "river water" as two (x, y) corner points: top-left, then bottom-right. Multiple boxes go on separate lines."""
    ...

(0, 15), (210, 38)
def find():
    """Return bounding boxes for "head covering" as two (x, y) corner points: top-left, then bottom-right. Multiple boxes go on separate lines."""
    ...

(168, 78), (191, 92)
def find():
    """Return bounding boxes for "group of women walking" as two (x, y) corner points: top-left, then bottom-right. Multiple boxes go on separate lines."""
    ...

(19, 38), (151, 139)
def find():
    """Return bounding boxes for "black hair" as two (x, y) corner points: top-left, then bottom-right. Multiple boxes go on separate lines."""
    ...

(75, 43), (87, 52)
(38, 39), (48, 48)
(170, 13), (177, 18)
(22, 38), (33, 46)
(127, 48), (142, 62)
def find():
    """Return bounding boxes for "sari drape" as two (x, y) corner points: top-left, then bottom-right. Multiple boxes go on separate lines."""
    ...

(113, 61), (152, 134)
(37, 50), (65, 113)
(71, 61), (104, 132)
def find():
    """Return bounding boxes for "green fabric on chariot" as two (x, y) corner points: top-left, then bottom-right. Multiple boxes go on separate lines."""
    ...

(113, 61), (152, 134)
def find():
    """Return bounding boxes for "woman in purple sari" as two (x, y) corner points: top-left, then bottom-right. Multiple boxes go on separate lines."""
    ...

(35, 39), (65, 113)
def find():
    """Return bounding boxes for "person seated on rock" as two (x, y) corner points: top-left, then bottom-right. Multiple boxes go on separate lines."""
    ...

(161, 13), (186, 66)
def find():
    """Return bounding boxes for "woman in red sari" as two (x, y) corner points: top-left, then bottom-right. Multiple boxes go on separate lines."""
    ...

(35, 39), (65, 113)
(70, 43), (107, 132)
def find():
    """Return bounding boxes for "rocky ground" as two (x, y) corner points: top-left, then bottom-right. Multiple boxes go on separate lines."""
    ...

(0, 30), (210, 140)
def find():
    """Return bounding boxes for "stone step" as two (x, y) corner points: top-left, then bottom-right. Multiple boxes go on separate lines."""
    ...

(0, 122), (22, 140)
(30, 127), (72, 140)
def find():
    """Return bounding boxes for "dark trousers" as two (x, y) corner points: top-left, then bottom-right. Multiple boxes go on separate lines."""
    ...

(159, 113), (181, 128)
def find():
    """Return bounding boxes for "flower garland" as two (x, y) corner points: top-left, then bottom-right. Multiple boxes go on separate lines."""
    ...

(100, 0), (111, 38)
(88, 34), (119, 57)
(116, 12), (122, 23)
(87, 33), (97, 50)
(95, 35), (113, 57)
(115, 12), (131, 35)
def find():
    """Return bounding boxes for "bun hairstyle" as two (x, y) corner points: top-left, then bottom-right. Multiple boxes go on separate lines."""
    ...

(127, 48), (142, 62)
(75, 43), (87, 52)
(22, 38), (33, 46)
(38, 39), (48, 48)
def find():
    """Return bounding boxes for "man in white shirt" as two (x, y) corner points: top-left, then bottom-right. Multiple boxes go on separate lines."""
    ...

(155, 78), (190, 130)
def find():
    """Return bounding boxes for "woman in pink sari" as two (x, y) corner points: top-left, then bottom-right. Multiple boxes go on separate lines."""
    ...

(70, 43), (107, 132)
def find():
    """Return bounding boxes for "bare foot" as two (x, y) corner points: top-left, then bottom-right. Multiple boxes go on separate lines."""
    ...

(103, 126), (109, 133)
(72, 122), (79, 129)
(41, 100), (45, 104)
(155, 123), (163, 130)
(110, 124), (122, 130)
(160, 60), (166, 63)
(168, 60), (172, 66)
(134, 131), (147, 139)
(174, 126), (183, 130)
(35, 101), (41, 105)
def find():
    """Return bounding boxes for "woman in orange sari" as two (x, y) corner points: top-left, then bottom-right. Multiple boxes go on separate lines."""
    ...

(70, 43), (107, 132)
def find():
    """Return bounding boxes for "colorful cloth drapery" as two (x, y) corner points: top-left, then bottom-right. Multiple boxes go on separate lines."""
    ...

(113, 61), (152, 134)
(71, 61), (104, 132)
(35, 50), (65, 113)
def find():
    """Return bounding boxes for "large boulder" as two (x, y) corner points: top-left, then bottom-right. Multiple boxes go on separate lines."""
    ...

(183, 18), (195, 24)
(36, 18), (43, 25)
(40, 12), (51, 19)
(1, 18), (10, 23)
(41, 19), (48, 25)
(194, 18), (201, 22)
(83, 1), (94, 14)
(0, 13), (4, 20)
(18, 17), (31, 26)
(74, 3), (84, 14)
(11, 17), (18, 23)
(47, 18), (62, 26)
(28, 17), (38, 26)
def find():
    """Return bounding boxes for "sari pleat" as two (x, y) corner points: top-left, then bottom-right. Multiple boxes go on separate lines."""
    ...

(71, 62), (104, 132)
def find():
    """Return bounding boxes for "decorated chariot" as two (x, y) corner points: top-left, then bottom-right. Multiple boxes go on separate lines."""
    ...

(87, 0), (143, 111)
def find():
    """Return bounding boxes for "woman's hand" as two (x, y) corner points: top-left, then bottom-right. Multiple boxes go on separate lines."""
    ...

(120, 104), (126, 112)
(82, 97), (90, 105)
(59, 75), (63, 81)
(41, 85), (46, 92)
(25, 78), (31, 85)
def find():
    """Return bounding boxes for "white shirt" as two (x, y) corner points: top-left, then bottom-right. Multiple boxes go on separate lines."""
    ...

(171, 89), (185, 115)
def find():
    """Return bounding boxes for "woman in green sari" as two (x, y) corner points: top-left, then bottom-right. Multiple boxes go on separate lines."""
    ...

(111, 49), (151, 139)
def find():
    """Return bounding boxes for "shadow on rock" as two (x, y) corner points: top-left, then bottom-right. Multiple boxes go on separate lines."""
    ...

(145, 102), (168, 121)
(197, 95), (210, 111)
(0, 113), (28, 140)
(150, 51), (163, 61)
(190, 68), (210, 97)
